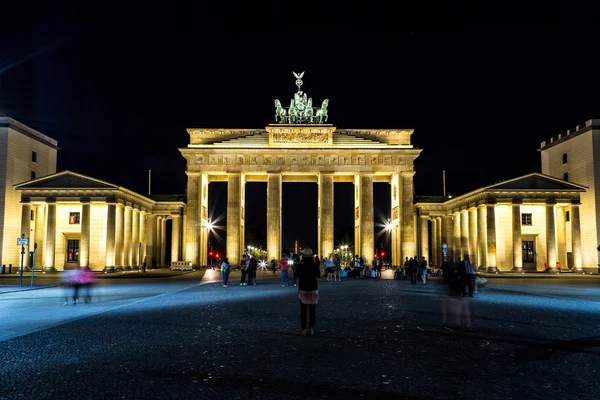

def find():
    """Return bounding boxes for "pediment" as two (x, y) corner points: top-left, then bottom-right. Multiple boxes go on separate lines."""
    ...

(486, 173), (586, 192)
(14, 171), (118, 190)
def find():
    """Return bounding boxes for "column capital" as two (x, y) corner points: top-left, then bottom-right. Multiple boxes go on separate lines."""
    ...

(45, 197), (56, 204)
(512, 197), (523, 205)
(571, 200), (581, 205)
(546, 198), (557, 205)
(80, 197), (91, 204)
(21, 197), (31, 204)
(400, 171), (415, 178)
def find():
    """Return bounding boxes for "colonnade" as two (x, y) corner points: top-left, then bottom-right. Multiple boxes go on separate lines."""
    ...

(19, 198), (183, 271)
(185, 171), (416, 268)
(420, 199), (583, 271)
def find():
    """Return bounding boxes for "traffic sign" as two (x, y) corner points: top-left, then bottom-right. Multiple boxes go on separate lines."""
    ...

(17, 237), (28, 246)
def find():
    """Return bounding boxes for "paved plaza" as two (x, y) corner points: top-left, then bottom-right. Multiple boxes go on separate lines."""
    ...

(1, 270), (600, 399)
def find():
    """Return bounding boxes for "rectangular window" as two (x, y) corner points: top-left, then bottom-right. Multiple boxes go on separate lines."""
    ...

(67, 239), (79, 262)
(563, 172), (569, 181)
(30, 210), (34, 221)
(32, 151), (37, 163)
(522, 241), (534, 263)
(69, 212), (80, 224)
(566, 211), (570, 222)
(562, 153), (567, 164)
(522, 213), (532, 225)
(31, 170), (36, 180)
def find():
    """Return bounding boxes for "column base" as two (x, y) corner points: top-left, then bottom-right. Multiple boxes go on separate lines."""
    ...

(103, 266), (116, 273)
(43, 266), (56, 273)
(477, 266), (487, 272)
(116, 266), (124, 272)
(486, 266), (499, 273)
(511, 266), (523, 272)
(124, 266), (132, 271)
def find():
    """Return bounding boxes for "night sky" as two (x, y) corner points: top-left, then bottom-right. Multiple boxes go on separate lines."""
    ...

(1, 4), (598, 254)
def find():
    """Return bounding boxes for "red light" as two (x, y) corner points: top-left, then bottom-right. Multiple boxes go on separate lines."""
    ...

(381, 251), (385, 256)
(209, 251), (214, 256)
(216, 254), (220, 259)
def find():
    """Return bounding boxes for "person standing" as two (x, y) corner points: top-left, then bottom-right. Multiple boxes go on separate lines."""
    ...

(271, 258), (278, 275)
(280, 255), (290, 286)
(247, 255), (258, 285)
(420, 257), (428, 284)
(376, 256), (383, 279)
(333, 254), (342, 281)
(240, 255), (248, 286)
(297, 248), (320, 336)
(221, 257), (231, 287)
(459, 255), (476, 297)
(291, 252), (300, 287)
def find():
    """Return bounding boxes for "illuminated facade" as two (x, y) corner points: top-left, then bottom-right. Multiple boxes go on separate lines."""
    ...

(180, 125), (421, 267)
(415, 173), (585, 272)
(0, 116), (57, 270)
(539, 120), (600, 272)
(13, 171), (184, 271)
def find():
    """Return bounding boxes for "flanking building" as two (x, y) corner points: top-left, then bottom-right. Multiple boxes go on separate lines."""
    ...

(0, 115), (58, 270)
(539, 120), (600, 272)
(415, 173), (586, 272)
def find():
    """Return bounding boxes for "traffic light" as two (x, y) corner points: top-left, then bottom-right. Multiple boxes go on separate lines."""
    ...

(381, 251), (385, 257)
(209, 251), (214, 257)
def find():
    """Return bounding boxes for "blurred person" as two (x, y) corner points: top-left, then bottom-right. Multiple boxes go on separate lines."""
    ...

(81, 267), (97, 303)
(247, 255), (258, 285)
(441, 273), (472, 330)
(291, 252), (300, 286)
(297, 248), (320, 336)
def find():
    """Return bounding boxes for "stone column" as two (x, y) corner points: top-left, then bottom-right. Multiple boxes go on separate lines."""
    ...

(199, 174), (209, 267)
(546, 200), (557, 272)
(139, 211), (147, 265)
(401, 172), (415, 260)
(360, 174), (374, 261)
(442, 215), (452, 262)
(556, 206), (567, 270)
(80, 199), (91, 268)
(453, 211), (460, 261)
(124, 206), (132, 269)
(34, 205), (45, 268)
(477, 205), (487, 270)
(132, 208), (140, 267)
(431, 218), (438, 266)
(171, 212), (181, 263)
(185, 173), (199, 266)
(20, 201), (31, 269)
(227, 173), (243, 267)
(104, 201), (116, 272)
(420, 215), (429, 260)
(354, 174), (361, 259)
(486, 201), (498, 272)
(146, 214), (157, 268)
(571, 202), (583, 271)
(389, 173), (401, 267)
(512, 200), (523, 271)
(115, 203), (124, 270)
(436, 217), (443, 265)
(468, 208), (477, 264)
(267, 173), (282, 262)
(460, 209), (469, 260)
(161, 217), (167, 267)
(155, 217), (161, 267)
(319, 173), (334, 258)
(44, 200), (56, 272)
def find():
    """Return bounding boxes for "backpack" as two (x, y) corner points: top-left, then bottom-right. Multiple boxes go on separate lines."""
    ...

(221, 261), (230, 273)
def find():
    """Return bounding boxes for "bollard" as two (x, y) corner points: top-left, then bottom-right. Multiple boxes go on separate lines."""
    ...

(9, 264), (12, 274)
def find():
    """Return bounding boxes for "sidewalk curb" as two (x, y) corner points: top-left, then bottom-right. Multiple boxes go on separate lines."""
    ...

(0, 285), (57, 294)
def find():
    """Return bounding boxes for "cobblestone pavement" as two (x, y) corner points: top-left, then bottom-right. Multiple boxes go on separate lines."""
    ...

(1, 272), (600, 399)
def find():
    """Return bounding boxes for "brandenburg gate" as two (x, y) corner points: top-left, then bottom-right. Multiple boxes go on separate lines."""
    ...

(179, 72), (421, 267)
